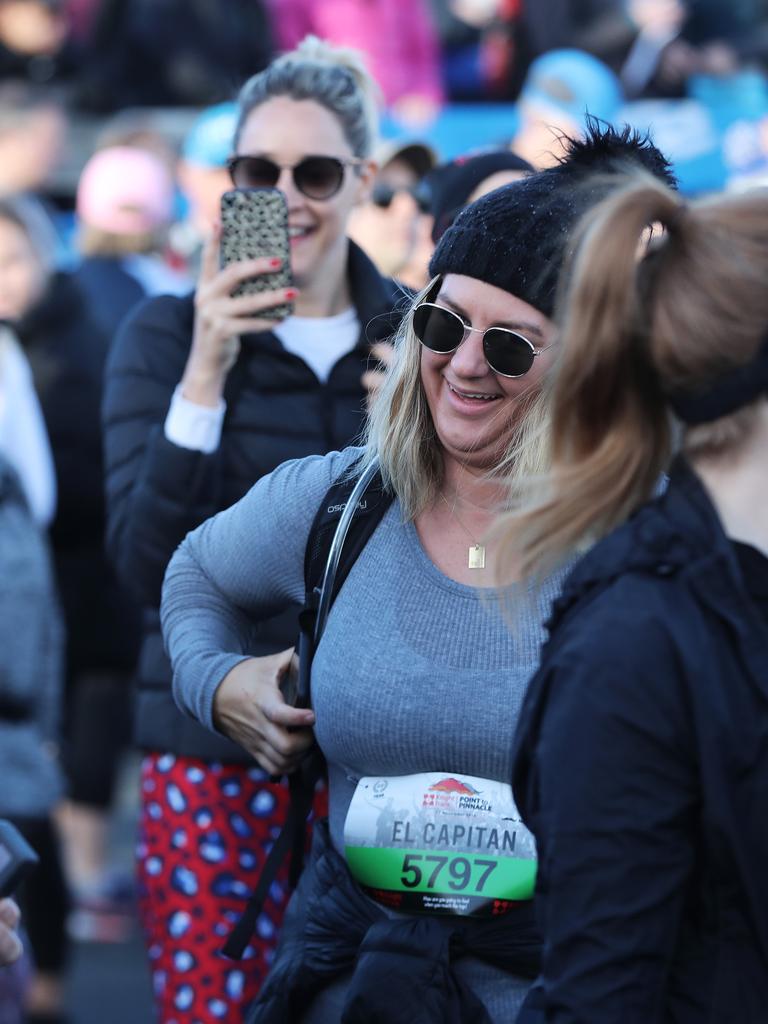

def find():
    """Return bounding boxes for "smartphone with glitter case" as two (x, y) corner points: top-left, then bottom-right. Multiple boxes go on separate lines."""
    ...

(219, 187), (294, 321)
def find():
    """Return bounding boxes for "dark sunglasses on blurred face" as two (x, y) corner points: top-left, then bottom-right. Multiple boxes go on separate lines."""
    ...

(227, 154), (363, 200)
(412, 301), (550, 378)
(371, 182), (431, 214)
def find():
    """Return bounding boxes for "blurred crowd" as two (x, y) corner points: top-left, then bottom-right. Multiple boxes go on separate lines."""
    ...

(2, 0), (768, 112)
(0, 2), (767, 1023)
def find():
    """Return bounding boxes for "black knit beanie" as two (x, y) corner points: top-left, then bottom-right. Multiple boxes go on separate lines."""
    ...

(427, 149), (534, 243)
(428, 122), (676, 318)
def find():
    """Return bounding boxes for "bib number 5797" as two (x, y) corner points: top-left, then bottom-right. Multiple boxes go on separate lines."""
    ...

(400, 853), (496, 893)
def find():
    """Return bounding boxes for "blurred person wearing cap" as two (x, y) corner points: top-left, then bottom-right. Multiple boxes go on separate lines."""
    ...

(347, 138), (435, 282)
(510, 48), (624, 167)
(405, 145), (534, 289)
(348, 138), (435, 392)
(93, 109), (180, 179)
(427, 147), (534, 242)
(73, 145), (190, 342)
(362, 146), (533, 402)
(169, 101), (239, 275)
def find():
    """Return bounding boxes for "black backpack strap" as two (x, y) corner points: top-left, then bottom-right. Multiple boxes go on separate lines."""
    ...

(304, 458), (390, 610)
(221, 747), (323, 960)
(222, 457), (393, 959)
(296, 458), (390, 706)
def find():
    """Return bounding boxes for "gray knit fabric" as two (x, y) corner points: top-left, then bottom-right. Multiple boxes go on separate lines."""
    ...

(163, 446), (562, 1022)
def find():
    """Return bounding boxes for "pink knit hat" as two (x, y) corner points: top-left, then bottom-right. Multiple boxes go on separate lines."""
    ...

(76, 146), (175, 235)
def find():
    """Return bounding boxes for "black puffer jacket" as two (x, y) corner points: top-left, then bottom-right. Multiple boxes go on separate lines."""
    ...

(248, 818), (540, 1023)
(513, 459), (768, 1023)
(73, 256), (146, 341)
(102, 242), (404, 760)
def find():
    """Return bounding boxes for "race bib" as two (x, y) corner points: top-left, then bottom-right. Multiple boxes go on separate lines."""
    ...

(344, 771), (536, 916)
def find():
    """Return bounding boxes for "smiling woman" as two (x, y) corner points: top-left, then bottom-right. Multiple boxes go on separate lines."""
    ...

(415, 276), (557, 530)
(228, 93), (374, 312)
(101, 35), (405, 1024)
(159, 124), (678, 1024)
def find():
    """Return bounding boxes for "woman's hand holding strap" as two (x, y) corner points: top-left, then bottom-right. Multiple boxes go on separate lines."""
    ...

(212, 648), (315, 776)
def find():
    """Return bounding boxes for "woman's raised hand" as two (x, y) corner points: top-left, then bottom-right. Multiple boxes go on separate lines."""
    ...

(180, 225), (298, 407)
(212, 648), (315, 776)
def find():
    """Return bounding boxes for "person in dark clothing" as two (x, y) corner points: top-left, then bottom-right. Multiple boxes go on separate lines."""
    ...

(76, 0), (273, 111)
(0, 453), (66, 1024)
(102, 37), (401, 1024)
(0, 81), (65, 203)
(427, 148), (534, 243)
(0, 0), (81, 90)
(0, 197), (117, 658)
(0, 196), (92, 1021)
(0, 194), (141, 952)
(504, 175), (768, 1021)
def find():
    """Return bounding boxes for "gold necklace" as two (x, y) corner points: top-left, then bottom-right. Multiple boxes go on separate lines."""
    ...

(439, 493), (487, 570)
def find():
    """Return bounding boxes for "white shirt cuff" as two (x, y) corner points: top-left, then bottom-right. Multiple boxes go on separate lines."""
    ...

(164, 386), (226, 454)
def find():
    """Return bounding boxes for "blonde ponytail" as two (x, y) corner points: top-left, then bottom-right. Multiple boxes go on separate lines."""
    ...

(498, 174), (768, 584)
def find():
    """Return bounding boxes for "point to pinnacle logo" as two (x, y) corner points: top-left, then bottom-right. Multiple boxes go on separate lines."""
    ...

(428, 778), (482, 796)
(423, 776), (491, 813)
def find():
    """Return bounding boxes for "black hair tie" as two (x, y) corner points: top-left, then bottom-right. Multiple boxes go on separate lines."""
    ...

(668, 334), (768, 424)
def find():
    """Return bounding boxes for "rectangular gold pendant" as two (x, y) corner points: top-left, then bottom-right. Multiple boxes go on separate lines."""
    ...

(468, 544), (486, 570)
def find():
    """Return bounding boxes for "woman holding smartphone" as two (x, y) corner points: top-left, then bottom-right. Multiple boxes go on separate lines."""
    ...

(102, 36), (400, 1024)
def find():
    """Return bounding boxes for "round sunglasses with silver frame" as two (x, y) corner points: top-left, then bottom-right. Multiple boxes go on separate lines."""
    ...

(412, 300), (551, 378)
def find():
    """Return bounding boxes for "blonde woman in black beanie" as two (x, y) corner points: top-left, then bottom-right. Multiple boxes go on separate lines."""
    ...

(162, 124), (675, 1024)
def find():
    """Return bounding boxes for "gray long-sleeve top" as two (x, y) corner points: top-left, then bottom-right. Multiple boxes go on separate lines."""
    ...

(162, 446), (562, 1020)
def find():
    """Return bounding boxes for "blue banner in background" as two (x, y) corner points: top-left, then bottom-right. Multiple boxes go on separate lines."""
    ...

(380, 70), (768, 197)
(381, 105), (520, 163)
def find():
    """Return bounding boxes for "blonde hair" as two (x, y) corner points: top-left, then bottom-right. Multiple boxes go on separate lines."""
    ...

(234, 35), (380, 158)
(362, 278), (555, 519)
(498, 173), (768, 583)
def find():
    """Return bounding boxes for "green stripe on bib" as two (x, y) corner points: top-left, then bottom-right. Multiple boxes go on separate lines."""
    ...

(346, 845), (536, 901)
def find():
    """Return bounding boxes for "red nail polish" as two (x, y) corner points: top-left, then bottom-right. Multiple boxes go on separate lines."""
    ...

(285, 288), (298, 299)
(270, 258), (282, 268)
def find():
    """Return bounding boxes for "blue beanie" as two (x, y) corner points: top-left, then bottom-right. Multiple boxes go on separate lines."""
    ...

(521, 49), (623, 128)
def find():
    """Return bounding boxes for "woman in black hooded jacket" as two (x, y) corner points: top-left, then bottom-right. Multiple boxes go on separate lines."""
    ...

(505, 175), (768, 1022)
